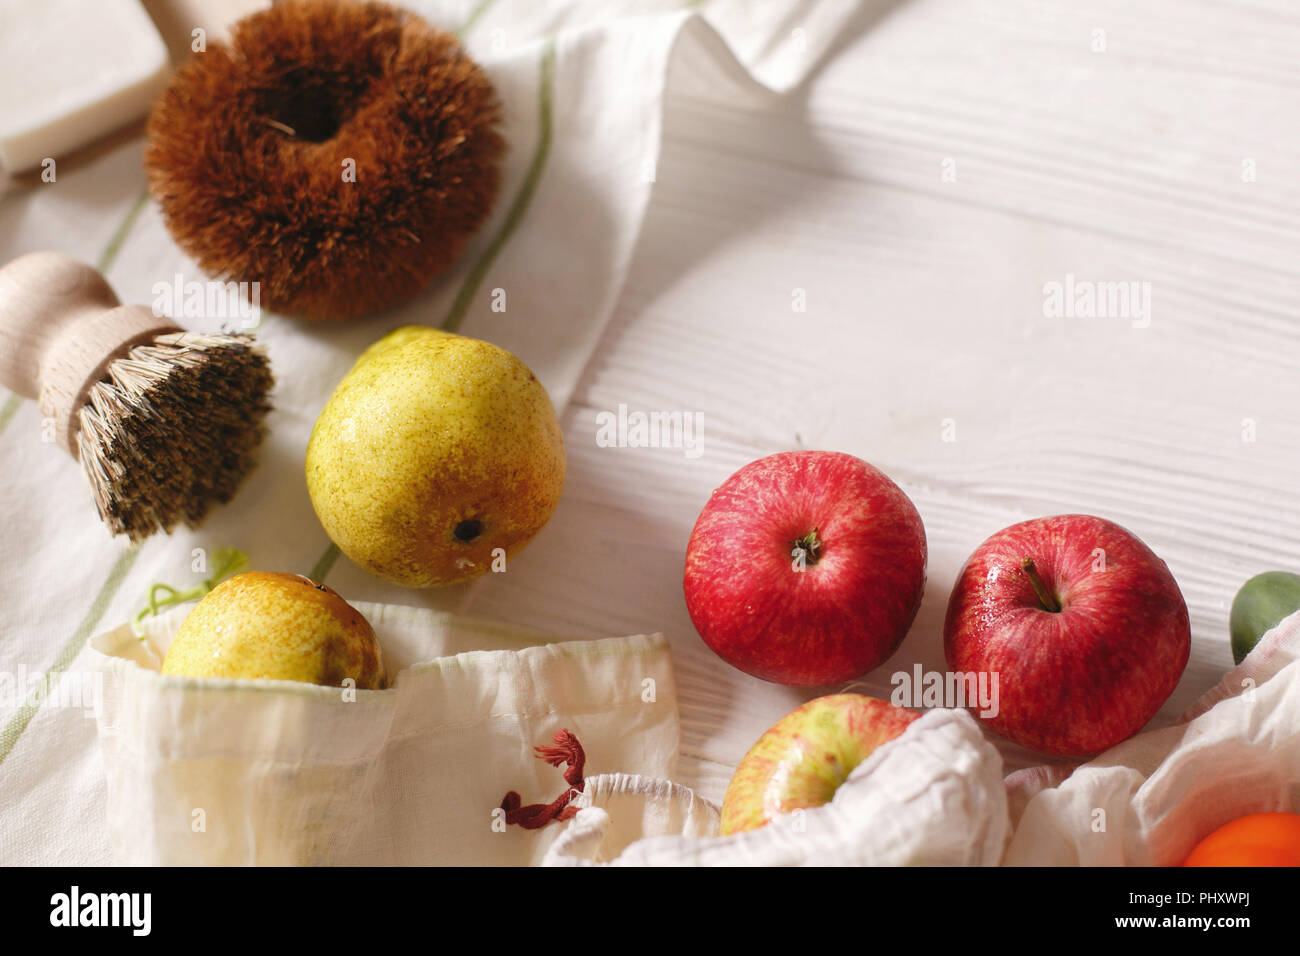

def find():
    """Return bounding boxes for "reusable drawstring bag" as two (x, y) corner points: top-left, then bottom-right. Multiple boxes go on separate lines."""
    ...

(543, 708), (1011, 866)
(90, 599), (1300, 866)
(543, 613), (1300, 866)
(87, 602), (679, 865)
(1003, 608), (1300, 865)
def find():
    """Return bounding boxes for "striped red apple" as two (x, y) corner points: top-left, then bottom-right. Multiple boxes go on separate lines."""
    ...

(683, 451), (926, 686)
(944, 514), (1190, 756)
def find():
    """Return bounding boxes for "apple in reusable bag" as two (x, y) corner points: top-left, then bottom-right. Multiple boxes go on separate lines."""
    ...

(721, 694), (918, 835)
(943, 515), (1189, 756)
(683, 451), (927, 686)
(161, 571), (385, 688)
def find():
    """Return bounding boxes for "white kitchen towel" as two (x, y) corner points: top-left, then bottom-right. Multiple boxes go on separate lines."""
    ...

(0, 0), (861, 865)
(543, 708), (1010, 866)
(88, 601), (677, 865)
(1003, 609), (1300, 866)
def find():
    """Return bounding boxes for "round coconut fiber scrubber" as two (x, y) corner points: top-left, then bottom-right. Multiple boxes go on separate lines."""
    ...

(145, 0), (505, 321)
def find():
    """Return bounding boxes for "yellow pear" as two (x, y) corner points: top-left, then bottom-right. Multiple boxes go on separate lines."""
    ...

(305, 326), (566, 587)
(161, 572), (385, 688)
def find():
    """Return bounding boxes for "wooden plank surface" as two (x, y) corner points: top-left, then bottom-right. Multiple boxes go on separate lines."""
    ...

(471, 0), (1300, 796)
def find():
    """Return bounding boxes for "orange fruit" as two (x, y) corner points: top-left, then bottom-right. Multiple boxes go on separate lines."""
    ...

(1183, 812), (1300, 866)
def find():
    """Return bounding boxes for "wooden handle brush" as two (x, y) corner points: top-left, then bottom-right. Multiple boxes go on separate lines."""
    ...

(0, 251), (273, 541)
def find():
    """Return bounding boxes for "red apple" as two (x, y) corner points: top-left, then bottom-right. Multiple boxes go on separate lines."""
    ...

(944, 514), (1190, 756)
(721, 693), (919, 834)
(683, 451), (927, 686)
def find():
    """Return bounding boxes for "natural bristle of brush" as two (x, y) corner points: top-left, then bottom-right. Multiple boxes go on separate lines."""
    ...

(144, 0), (505, 321)
(77, 331), (273, 542)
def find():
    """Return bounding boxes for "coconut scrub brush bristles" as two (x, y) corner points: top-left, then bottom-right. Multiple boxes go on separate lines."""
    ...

(144, 0), (506, 321)
(0, 252), (273, 541)
(78, 331), (272, 538)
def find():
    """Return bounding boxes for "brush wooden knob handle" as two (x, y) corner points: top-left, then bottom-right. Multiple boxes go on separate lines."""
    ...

(0, 251), (180, 454)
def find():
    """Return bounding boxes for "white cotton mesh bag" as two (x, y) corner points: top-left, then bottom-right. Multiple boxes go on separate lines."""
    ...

(1003, 609), (1300, 866)
(88, 603), (1300, 867)
(541, 612), (1300, 866)
(86, 602), (679, 865)
(544, 707), (1010, 866)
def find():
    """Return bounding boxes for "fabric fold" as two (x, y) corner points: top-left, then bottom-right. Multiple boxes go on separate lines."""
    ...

(1003, 610), (1300, 866)
(544, 708), (1010, 866)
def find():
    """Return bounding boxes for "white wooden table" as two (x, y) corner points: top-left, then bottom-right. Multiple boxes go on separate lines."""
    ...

(470, 0), (1300, 798)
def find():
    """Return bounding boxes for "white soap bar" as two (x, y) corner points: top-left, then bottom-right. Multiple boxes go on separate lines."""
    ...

(0, 0), (170, 173)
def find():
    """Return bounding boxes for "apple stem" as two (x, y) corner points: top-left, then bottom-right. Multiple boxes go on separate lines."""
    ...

(792, 528), (822, 566)
(1021, 558), (1061, 612)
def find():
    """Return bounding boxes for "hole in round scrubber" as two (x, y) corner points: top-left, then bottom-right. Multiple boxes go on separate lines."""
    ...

(454, 519), (483, 543)
(260, 82), (354, 143)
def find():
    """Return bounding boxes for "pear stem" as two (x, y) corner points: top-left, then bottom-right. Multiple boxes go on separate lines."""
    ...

(1021, 558), (1061, 612)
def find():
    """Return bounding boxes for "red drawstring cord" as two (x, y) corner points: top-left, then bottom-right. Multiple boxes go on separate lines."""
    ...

(499, 729), (586, 830)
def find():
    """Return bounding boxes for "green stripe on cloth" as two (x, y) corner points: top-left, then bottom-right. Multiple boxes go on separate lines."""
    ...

(307, 37), (558, 583)
(0, 546), (141, 767)
(442, 37), (557, 334)
(309, 543), (342, 583)
(458, 0), (500, 35)
(0, 394), (22, 435)
(95, 185), (150, 275)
